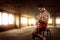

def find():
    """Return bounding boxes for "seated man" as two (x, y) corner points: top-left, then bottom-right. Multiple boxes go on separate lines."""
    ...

(32, 3), (50, 40)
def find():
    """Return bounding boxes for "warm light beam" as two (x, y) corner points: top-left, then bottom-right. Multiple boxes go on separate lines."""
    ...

(56, 18), (60, 24)
(2, 13), (9, 25)
(21, 17), (28, 24)
(48, 18), (52, 24)
(0, 12), (1, 25)
(28, 18), (36, 25)
(9, 14), (14, 24)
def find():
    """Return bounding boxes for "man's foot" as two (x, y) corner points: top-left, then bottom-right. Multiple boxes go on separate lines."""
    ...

(42, 37), (46, 40)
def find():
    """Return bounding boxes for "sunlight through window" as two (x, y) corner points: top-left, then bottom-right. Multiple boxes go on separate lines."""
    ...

(28, 18), (36, 25)
(0, 12), (14, 25)
(0, 12), (1, 25)
(56, 18), (60, 24)
(16, 16), (19, 26)
(48, 18), (52, 24)
(21, 17), (28, 24)
(2, 13), (9, 25)
(9, 14), (14, 24)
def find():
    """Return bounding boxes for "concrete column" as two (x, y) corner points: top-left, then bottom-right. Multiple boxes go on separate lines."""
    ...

(19, 13), (21, 28)
(12, 13), (21, 29)
(13, 13), (17, 28)
(53, 17), (56, 27)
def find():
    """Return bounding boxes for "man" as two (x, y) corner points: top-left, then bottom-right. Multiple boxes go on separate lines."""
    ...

(32, 3), (50, 40)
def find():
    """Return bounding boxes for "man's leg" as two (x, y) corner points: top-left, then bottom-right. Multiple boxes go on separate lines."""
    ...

(32, 30), (43, 40)
(32, 30), (38, 40)
(39, 29), (46, 40)
(32, 34), (46, 40)
(32, 34), (36, 40)
(32, 33), (42, 40)
(38, 34), (46, 40)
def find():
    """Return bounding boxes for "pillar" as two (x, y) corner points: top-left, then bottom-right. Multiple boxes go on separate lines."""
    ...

(53, 17), (56, 27)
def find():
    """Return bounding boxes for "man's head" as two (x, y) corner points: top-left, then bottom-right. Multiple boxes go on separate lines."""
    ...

(38, 3), (46, 12)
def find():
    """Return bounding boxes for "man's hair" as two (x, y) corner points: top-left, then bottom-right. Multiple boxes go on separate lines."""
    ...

(38, 3), (46, 8)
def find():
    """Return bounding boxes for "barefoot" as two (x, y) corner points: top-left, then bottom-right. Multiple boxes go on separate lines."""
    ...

(38, 34), (46, 40)
(42, 37), (46, 40)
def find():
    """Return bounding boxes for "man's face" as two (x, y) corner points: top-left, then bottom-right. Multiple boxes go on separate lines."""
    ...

(38, 7), (45, 12)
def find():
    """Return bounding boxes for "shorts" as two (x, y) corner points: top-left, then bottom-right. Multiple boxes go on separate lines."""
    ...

(36, 21), (47, 33)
